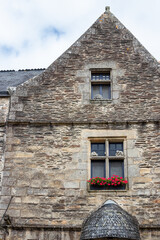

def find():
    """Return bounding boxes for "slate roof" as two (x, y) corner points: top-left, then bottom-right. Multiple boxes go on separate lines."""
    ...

(0, 69), (45, 96)
(80, 200), (140, 240)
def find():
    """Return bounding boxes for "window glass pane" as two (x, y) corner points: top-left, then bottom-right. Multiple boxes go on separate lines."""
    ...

(92, 74), (96, 80)
(117, 143), (123, 151)
(91, 143), (105, 156)
(91, 73), (110, 81)
(96, 74), (100, 80)
(109, 142), (123, 156)
(102, 85), (111, 99)
(91, 144), (98, 151)
(105, 73), (110, 80)
(109, 160), (124, 178)
(92, 85), (100, 99)
(91, 160), (105, 178)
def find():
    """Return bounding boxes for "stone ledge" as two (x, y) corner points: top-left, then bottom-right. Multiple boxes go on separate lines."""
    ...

(1, 225), (81, 231)
(90, 99), (112, 103)
(6, 119), (160, 126)
(88, 190), (128, 193)
(1, 224), (160, 231)
(140, 225), (160, 230)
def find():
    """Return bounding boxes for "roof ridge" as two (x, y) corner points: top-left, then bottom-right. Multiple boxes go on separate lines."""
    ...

(0, 68), (45, 72)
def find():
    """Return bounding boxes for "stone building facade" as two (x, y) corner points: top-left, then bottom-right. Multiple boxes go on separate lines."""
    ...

(0, 7), (160, 240)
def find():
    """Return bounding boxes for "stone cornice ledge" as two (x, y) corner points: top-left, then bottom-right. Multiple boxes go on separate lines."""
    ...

(2, 224), (81, 231)
(5, 119), (160, 126)
(1, 224), (160, 231)
(140, 225), (160, 230)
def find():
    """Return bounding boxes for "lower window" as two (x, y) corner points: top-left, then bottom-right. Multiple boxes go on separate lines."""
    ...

(89, 140), (127, 190)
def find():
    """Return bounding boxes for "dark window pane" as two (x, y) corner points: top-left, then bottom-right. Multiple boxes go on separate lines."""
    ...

(117, 144), (123, 151)
(92, 84), (111, 100)
(96, 74), (99, 80)
(102, 84), (111, 99)
(91, 73), (110, 81)
(109, 160), (124, 178)
(92, 85), (100, 99)
(91, 143), (105, 156)
(92, 74), (96, 80)
(105, 73), (110, 80)
(109, 142), (123, 156)
(91, 160), (105, 178)
(91, 144), (98, 151)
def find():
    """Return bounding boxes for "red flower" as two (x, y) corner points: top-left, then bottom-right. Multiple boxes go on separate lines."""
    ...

(87, 175), (128, 187)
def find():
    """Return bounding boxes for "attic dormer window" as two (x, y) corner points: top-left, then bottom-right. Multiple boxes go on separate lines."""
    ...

(91, 72), (111, 100)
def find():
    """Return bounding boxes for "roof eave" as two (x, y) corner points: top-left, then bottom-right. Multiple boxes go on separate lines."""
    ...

(0, 91), (10, 97)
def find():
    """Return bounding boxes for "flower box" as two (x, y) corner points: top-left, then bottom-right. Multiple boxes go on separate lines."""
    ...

(87, 175), (128, 190)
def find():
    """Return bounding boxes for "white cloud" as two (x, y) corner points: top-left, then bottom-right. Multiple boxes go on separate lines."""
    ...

(0, 0), (159, 70)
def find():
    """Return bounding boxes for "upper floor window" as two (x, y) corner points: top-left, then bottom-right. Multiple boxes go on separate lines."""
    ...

(91, 72), (111, 100)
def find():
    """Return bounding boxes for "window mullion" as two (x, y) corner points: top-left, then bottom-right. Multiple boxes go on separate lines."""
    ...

(106, 139), (109, 178)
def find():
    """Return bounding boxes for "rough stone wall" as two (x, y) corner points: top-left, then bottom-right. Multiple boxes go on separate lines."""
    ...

(140, 228), (160, 240)
(8, 12), (160, 123)
(0, 127), (5, 182)
(0, 98), (9, 191)
(0, 98), (9, 123)
(0, 227), (160, 240)
(3, 227), (81, 240)
(1, 123), (160, 239)
(0, 228), (160, 240)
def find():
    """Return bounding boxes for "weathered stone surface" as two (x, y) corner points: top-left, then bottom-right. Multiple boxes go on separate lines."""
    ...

(3, 227), (81, 240)
(6, 12), (160, 124)
(0, 227), (160, 240)
(0, 98), (9, 194)
(0, 124), (159, 229)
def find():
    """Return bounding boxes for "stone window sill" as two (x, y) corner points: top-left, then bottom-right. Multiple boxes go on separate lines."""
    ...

(88, 189), (128, 193)
(90, 99), (112, 103)
(87, 184), (128, 192)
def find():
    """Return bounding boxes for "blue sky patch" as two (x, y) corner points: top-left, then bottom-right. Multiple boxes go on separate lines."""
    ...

(42, 26), (64, 39)
(0, 45), (19, 56)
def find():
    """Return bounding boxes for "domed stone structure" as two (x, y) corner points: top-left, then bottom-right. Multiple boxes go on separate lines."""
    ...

(80, 200), (140, 240)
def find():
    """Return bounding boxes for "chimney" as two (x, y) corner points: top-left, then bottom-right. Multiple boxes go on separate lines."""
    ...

(105, 6), (110, 12)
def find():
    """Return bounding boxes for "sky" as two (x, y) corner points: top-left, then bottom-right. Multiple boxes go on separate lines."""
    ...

(0, 0), (160, 70)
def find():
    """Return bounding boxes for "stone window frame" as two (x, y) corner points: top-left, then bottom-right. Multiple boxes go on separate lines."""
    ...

(76, 61), (124, 105)
(88, 136), (128, 192)
(90, 69), (112, 101)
